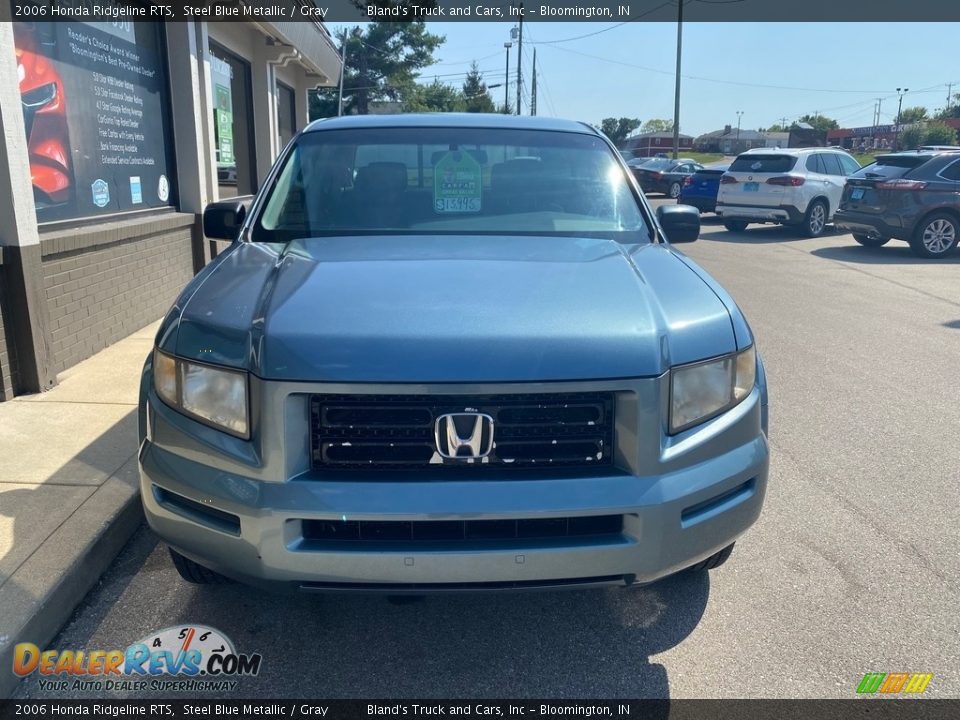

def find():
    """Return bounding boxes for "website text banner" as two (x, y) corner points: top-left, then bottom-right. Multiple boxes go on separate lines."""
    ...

(4, 0), (960, 23)
(3, 700), (960, 720)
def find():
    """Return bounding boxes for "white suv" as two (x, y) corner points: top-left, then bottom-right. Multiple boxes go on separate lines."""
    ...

(716, 147), (861, 237)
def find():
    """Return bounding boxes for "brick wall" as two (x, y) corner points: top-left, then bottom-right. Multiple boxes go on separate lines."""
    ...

(40, 214), (197, 375)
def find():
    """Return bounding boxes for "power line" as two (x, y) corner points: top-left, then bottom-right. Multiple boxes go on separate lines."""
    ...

(527, 1), (676, 45)
(542, 43), (928, 95)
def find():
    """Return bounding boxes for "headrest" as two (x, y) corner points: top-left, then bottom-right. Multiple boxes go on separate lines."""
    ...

(490, 158), (545, 192)
(355, 162), (407, 194)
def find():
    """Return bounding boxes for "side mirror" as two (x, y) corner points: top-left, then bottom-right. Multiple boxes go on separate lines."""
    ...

(656, 204), (700, 243)
(203, 200), (247, 241)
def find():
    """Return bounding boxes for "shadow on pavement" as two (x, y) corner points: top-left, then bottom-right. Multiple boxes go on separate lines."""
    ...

(15, 526), (711, 704)
(701, 224), (833, 244)
(944, 319), (960, 330)
(812, 244), (960, 265)
(0, 409), (139, 697)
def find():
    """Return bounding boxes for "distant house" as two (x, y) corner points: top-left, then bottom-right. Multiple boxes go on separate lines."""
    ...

(694, 126), (789, 155)
(620, 131), (694, 158)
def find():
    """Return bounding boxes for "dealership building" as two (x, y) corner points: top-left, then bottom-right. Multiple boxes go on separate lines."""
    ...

(0, 14), (342, 400)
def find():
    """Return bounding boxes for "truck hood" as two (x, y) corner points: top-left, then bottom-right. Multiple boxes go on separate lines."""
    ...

(172, 236), (737, 382)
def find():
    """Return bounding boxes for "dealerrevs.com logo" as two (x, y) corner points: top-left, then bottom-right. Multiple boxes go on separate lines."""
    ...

(13, 625), (262, 693)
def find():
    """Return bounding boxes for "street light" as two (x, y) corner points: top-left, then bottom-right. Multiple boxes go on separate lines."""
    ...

(895, 87), (909, 150)
(503, 42), (512, 114)
(736, 111), (744, 148)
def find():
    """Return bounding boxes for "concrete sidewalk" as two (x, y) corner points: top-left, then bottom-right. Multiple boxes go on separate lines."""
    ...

(0, 320), (159, 697)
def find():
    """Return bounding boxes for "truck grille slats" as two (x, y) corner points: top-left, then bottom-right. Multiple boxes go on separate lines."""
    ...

(302, 515), (624, 543)
(310, 392), (614, 470)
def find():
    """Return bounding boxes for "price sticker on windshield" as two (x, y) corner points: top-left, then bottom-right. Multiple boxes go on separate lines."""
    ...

(434, 150), (482, 213)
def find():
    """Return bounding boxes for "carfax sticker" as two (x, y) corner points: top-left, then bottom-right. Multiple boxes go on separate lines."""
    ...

(434, 150), (482, 213)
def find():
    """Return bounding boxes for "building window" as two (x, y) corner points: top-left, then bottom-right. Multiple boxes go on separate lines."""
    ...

(13, 21), (176, 223)
(209, 42), (256, 198)
(277, 82), (296, 150)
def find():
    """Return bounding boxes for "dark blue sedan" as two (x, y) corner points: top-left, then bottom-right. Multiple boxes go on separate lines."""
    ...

(678, 163), (730, 214)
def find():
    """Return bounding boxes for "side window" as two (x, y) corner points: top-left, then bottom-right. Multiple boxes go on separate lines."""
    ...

(805, 155), (824, 173)
(821, 153), (844, 176)
(838, 154), (861, 176)
(940, 159), (960, 181)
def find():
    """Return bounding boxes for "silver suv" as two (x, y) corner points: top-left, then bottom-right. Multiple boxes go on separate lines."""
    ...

(716, 147), (861, 237)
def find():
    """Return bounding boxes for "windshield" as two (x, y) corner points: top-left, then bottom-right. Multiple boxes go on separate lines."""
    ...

(252, 127), (650, 242)
(638, 158), (674, 171)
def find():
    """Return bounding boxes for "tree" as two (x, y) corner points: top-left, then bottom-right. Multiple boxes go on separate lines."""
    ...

(766, 123), (790, 133)
(642, 118), (674, 133)
(935, 94), (960, 119)
(600, 117), (642, 145)
(897, 106), (928, 124)
(921, 122), (958, 146)
(796, 114), (839, 131)
(405, 80), (465, 113)
(898, 125), (925, 150)
(310, 21), (444, 119)
(461, 62), (496, 113)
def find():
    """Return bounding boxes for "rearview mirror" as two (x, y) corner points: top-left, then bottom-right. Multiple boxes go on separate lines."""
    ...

(656, 204), (700, 243)
(203, 200), (247, 241)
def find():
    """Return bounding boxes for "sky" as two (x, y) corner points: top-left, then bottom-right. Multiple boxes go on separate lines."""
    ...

(326, 22), (960, 136)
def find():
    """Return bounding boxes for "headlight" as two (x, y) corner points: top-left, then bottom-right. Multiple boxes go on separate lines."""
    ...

(669, 346), (756, 434)
(153, 349), (249, 438)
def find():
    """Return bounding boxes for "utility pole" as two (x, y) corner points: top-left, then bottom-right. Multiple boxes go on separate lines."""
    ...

(337, 33), (346, 117)
(516, 3), (524, 116)
(530, 49), (537, 116)
(736, 110), (744, 145)
(671, 0), (683, 159)
(874, 98), (883, 126)
(779, 116), (789, 129)
(503, 42), (511, 113)
(894, 87), (909, 150)
(948, 83), (954, 111)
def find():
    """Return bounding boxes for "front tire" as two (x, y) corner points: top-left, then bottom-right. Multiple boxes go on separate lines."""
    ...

(668, 181), (682, 199)
(687, 543), (735, 573)
(853, 233), (889, 248)
(169, 548), (231, 584)
(802, 199), (828, 238)
(724, 220), (748, 232)
(910, 213), (959, 258)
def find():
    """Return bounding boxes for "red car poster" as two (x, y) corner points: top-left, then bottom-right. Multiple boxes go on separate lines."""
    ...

(14, 20), (176, 222)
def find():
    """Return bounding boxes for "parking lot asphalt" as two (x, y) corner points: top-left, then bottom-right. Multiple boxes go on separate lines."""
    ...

(13, 200), (960, 699)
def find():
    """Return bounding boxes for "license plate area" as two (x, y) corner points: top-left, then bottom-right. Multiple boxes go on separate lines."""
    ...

(851, 187), (865, 201)
(744, 182), (760, 192)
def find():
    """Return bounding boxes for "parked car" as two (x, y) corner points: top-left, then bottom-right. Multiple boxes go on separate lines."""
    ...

(715, 148), (861, 237)
(140, 114), (769, 592)
(678, 163), (730, 214)
(632, 158), (704, 198)
(834, 150), (960, 258)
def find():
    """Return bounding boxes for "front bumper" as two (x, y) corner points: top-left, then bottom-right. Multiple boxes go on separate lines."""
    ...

(139, 374), (769, 592)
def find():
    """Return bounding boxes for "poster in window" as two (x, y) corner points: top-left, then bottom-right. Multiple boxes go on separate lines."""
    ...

(13, 19), (176, 222)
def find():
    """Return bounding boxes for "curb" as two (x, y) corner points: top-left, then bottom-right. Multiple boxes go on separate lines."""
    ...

(0, 479), (142, 698)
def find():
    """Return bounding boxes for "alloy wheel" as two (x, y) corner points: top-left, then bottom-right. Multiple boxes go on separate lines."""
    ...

(808, 203), (826, 235)
(922, 218), (956, 255)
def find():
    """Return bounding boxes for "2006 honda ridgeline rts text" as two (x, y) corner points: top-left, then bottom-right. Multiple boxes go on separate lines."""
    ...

(138, 115), (769, 592)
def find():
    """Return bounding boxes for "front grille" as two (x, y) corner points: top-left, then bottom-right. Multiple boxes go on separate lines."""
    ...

(302, 515), (623, 543)
(310, 392), (615, 470)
